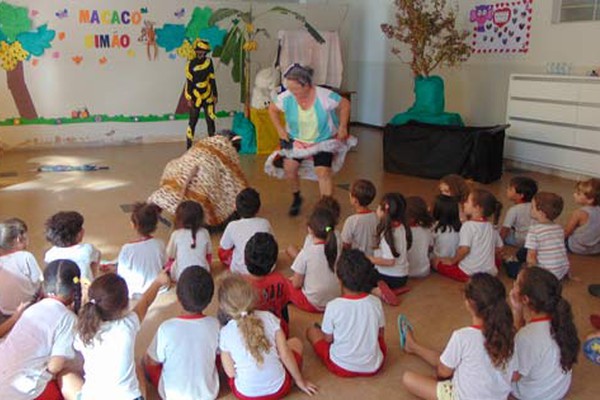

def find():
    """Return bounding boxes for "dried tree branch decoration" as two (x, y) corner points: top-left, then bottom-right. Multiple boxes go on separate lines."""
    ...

(381, 0), (472, 77)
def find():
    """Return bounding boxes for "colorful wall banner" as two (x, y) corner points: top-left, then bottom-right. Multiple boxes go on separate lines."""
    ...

(469, 0), (533, 54)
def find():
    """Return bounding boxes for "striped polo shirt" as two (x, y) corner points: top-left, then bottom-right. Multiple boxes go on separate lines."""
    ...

(525, 223), (569, 279)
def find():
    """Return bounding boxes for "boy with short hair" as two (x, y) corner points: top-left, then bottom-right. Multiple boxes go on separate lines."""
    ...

(144, 266), (220, 400)
(306, 249), (386, 377)
(341, 179), (378, 256)
(244, 232), (291, 336)
(507, 192), (569, 280)
(500, 176), (538, 246)
(44, 211), (100, 283)
(218, 188), (273, 274)
(565, 178), (600, 255)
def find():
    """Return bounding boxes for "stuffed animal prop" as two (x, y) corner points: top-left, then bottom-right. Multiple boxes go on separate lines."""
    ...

(250, 67), (280, 109)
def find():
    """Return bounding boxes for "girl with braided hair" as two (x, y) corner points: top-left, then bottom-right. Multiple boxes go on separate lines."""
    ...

(0, 259), (83, 400)
(401, 273), (516, 400)
(218, 275), (317, 399)
(510, 266), (579, 400)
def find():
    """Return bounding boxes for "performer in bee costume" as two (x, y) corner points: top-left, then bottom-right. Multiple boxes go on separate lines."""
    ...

(185, 39), (218, 149)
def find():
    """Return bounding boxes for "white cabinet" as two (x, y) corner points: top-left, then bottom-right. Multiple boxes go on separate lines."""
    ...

(505, 74), (600, 177)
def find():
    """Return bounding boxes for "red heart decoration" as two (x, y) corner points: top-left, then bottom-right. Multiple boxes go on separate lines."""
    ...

(493, 7), (512, 28)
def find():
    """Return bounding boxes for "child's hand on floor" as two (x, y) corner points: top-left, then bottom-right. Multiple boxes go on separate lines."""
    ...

(295, 378), (318, 396)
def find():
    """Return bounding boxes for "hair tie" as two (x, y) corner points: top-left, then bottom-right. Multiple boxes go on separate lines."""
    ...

(89, 298), (97, 305)
(240, 311), (248, 318)
(325, 226), (332, 233)
(72, 277), (80, 284)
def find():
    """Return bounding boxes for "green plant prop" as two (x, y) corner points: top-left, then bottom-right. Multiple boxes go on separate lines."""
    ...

(0, 2), (56, 119)
(209, 6), (324, 116)
(380, 0), (471, 77)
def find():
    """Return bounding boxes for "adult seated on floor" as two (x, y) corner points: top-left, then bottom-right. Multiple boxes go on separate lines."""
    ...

(148, 132), (246, 228)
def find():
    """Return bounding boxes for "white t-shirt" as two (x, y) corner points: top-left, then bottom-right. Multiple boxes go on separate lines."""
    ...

(322, 294), (385, 373)
(512, 319), (572, 400)
(0, 250), (42, 314)
(440, 326), (515, 400)
(458, 221), (502, 276)
(432, 228), (460, 259)
(291, 243), (341, 311)
(219, 311), (285, 397)
(75, 312), (141, 400)
(219, 217), (272, 274)
(44, 243), (100, 283)
(525, 223), (569, 280)
(407, 226), (433, 278)
(147, 315), (220, 400)
(503, 202), (533, 246)
(0, 298), (76, 399)
(374, 225), (409, 278)
(117, 238), (166, 297)
(166, 228), (212, 280)
(341, 212), (378, 256)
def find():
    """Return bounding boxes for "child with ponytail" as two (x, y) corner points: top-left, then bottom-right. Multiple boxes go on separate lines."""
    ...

(166, 200), (212, 280)
(0, 259), (83, 400)
(288, 207), (341, 313)
(369, 193), (412, 305)
(219, 275), (317, 399)
(75, 271), (170, 400)
(434, 189), (503, 282)
(510, 266), (579, 400)
(117, 202), (166, 297)
(401, 273), (516, 400)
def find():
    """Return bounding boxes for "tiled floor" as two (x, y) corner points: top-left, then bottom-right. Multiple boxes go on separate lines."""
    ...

(1, 127), (598, 399)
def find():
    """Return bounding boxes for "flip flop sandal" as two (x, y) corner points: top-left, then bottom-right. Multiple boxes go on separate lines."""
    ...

(377, 280), (400, 306)
(397, 314), (413, 350)
(589, 284), (600, 298)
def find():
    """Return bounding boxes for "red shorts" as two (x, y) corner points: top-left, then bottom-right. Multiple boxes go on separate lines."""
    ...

(228, 351), (302, 400)
(35, 380), (63, 400)
(144, 362), (163, 389)
(433, 262), (470, 282)
(218, 247), (233, 267)
(312, 337), (387, 378)
(288, 286), (322, 313)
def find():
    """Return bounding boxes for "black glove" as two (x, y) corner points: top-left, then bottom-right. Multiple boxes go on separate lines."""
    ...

(280, 138), (294, 150)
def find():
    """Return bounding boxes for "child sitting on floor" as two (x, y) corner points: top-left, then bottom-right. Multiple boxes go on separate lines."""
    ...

(144, 266), (220, 400)
(117, 202), (166, 297)
(507, 192), (569, 280)
(45, 211), (101, 283)
(306, 249), (386, 377)
(500, 176), (538, 247)
(433, 189), (503, 282)
(430, 195), (461, 264)
(406, 196), (434, 278)
(401, 273), (516, 400)
(245, 232), (291, 336)
(341, 179), (378, 256)
(0, 218), (42, 322)
(438, 174), (471, 222)
(509, 266), (579, 400)
(166, 200), (212, 280)
(289, 208), (340, 313)
(218, 275), (317, 399)
(565, 178), (600, 255)
(219, 188), (273, 274)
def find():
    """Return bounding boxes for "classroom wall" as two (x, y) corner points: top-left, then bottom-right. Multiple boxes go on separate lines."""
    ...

(0, 0), (348, 149)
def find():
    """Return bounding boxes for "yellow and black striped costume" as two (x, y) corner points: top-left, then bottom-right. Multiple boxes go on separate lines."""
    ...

(185, 55), (218, 147)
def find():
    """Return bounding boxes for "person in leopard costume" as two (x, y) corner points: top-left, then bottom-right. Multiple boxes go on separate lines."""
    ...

(148, 133), (246, 227)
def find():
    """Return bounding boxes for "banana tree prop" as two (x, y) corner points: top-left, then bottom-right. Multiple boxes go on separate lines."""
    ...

(209, 6), (325, 117)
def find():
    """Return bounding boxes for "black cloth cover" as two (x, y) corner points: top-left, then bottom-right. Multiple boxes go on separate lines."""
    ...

(383, 121), (507, 184)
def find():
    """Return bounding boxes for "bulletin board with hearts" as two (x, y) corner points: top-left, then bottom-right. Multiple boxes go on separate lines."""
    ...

(469, 0), (533, 54)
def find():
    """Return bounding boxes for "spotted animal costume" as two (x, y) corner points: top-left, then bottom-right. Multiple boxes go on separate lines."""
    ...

(185, 55), (217, 148)
(148, 136), (247, 227)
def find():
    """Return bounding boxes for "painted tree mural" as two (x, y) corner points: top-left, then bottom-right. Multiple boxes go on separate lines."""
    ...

(0, 2), (55, 119)
(155, 6), (227, 114)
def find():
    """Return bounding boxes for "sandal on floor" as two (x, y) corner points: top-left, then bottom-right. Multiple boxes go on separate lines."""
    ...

(393, 286), (411, 296)
(589, 284), (600, 298)
(377, 280), (399, 306)
(397, 314), (413, 350)
(591, 314), (600, 330)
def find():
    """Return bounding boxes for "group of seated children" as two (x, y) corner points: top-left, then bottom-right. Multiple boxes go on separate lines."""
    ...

(0, 173), (598, 400)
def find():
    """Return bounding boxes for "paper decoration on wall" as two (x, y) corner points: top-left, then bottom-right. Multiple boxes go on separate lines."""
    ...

(138, 20), (158, 60)
(0, 2), (32, 41)
(469, 0), (533, 54)
(58, 32), (65, 40)
(52, 51), (60, 59)
(127, 49), (136, 57)
(175, 8), (186, 19)
(31, 58), (38, 66)
(168, 52), (177, 60)
(156, 24), (186, 52)
(141, 7), (148, 14)
(99, 56), (107, 65)
(17, 24), (55, 56)
(55, 9), (68, 19)
(72, 55), (83, 64)
(30, 9), (38, 17)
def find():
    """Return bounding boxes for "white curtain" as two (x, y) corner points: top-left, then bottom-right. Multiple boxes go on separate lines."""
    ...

(277, 30), (343, 89)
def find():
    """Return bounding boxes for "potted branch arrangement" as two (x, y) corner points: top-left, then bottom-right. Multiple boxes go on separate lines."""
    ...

(381, 0), (471, 125)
